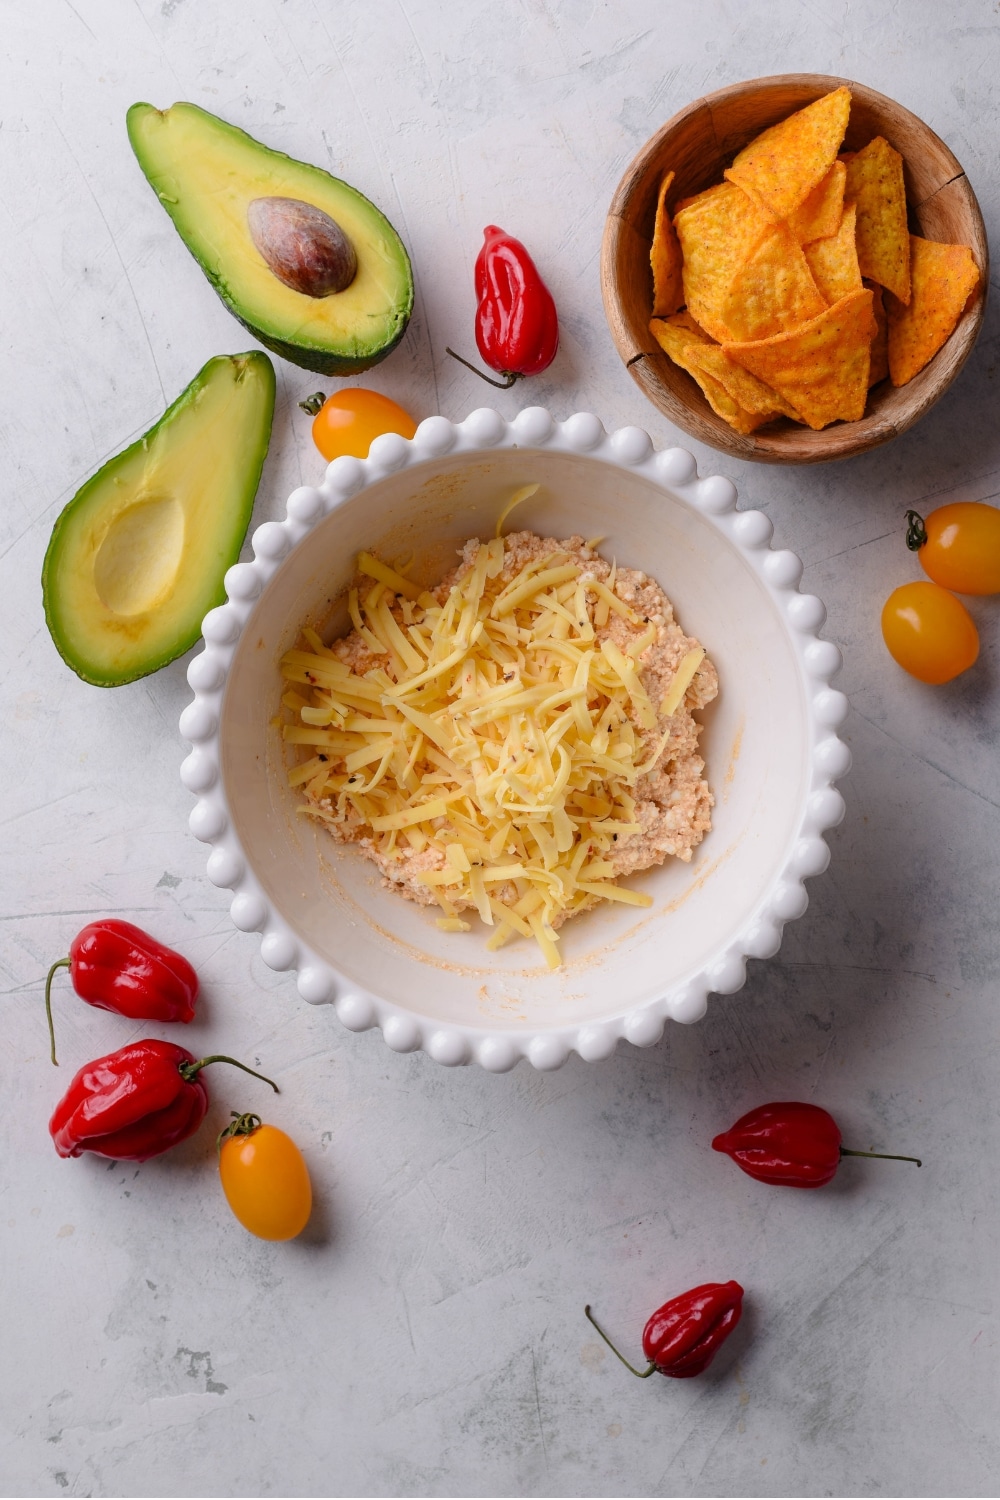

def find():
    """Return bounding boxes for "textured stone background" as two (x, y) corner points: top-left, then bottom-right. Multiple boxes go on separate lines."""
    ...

(2, 1), (998, 1495)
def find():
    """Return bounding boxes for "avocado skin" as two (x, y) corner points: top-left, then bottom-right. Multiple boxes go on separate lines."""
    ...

(42, 352), (275, 688)
(228, 308), (410, 378)
(127, 103), (414, 376)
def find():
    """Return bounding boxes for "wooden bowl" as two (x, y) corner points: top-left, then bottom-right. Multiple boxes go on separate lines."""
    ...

(601, 74), (989, 465)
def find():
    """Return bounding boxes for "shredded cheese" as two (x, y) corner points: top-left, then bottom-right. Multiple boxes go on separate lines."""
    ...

(660, 646), (705, 719)
(495, 483), (540, 537)
(281, 527), (713, 967)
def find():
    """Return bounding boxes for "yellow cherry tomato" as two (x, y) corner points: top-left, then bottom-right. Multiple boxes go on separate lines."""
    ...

(881, 581), (979, 684)
(218, 1113), (312, 1241)
(906, 502), (1000, 595)
(310, 388), (416, 460)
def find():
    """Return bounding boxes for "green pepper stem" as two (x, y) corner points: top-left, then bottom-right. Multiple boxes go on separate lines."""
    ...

(298, 391), (327, 416)
(840, 1146), (922, 1167)
(217, 1110), (263, 1154)
(905, 510), (928, 551)
(584, 1305), (656, 1378)
(44, 958), (71, 1066)
(178, 1055), (279, 1092)
(445, 348), (522, 389)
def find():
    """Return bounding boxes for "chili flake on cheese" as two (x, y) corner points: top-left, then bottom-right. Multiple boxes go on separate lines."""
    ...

(281, 528), (717, 968)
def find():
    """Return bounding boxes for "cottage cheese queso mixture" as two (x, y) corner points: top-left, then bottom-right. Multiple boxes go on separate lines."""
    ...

(280, 501), (717, 968)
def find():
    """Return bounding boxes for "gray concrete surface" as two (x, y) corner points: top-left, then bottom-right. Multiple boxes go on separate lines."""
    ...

(2, 2), (998, 1494)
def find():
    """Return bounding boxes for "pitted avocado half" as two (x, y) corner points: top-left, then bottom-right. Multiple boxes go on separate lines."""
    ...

(42, 352), (275, 687)
(127, 102), (414, 375)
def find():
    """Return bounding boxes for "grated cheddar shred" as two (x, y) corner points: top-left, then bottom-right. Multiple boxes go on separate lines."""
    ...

(281, 524), (716, 968)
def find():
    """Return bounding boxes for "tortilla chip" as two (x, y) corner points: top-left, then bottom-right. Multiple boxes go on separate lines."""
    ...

(668, 309), (713, 338)
(844, 137), (911, 303)
(683, 342), (801, 420)
(886, 236), (980, 386)
(725, 86), (852, 220)
(721, 220), (828, 341)
(674, 181), (775, 340)
(867, 281), (889, 386)
(673, 182), (729, 216)
(649, 316), (771, 433)
(722, 288), (876, 429)
(648, 311), (714, 361)
(787, 160), (847, 244)
(804, 201), (862, 304)
(669, 309), (711, 335)
(650, 171), (684, 316)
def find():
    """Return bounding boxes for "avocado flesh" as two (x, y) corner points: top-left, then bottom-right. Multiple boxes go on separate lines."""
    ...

(43, 352), (275, 687)
(127, 102), (414, 376)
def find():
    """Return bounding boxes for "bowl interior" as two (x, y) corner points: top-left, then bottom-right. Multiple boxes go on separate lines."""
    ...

(602, 73), (989, 464)
(220, 449), (810, 1032)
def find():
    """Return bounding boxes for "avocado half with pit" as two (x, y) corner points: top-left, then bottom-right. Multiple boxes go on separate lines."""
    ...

(43, 352), (275, 687)
(127, 102), (414, 376)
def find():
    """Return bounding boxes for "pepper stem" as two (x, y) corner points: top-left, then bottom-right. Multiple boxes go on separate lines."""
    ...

(905, 509), (928, 551)
(217, 1110), (262, 1154)
(584, 1305), (656, 1378)
(178, 1055), (279, 1092)
(840, 1146), (922, 1168)
(445, 347), (522, 389)
(298, 391), (327, 416)
(44, 958), (71, 1066)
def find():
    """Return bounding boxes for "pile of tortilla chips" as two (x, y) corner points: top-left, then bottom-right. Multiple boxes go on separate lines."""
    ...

(649, 86), (981, 433)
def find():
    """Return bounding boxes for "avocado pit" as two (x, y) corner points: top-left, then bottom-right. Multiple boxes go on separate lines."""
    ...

(247, 196), (358, 298)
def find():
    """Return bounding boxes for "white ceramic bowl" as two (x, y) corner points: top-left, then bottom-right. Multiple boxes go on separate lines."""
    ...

(180, 407), (849, 1071)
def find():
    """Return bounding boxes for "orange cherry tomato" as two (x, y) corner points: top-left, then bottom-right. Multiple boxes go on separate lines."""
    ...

(881, 581), (979, 684)
(309, 388), (416, 461)
(906, 502), (1000, 595)
(218, 1113), (312, 1241)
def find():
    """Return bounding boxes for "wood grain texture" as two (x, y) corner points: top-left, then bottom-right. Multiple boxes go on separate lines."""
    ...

(601, 74), (989, 465)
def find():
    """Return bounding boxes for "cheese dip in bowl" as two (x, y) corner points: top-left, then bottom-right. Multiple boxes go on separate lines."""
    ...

(281, 524), (718, 969)
(180, 407), (849, 1071)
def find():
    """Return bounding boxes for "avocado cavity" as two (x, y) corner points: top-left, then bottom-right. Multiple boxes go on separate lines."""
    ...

(93, 495), (186, 616)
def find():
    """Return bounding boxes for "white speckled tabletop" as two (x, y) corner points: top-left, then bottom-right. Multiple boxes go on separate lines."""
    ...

(3, 2), (999, 1496)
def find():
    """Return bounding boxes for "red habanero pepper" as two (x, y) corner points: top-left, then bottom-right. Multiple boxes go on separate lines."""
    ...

(712, 1101), (922, 1188)
(446, 225), (558, 389)
(585, 1281), (744, 1380)
(48, 1039), (278, 1163)
(45, 920), (199, 1065)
